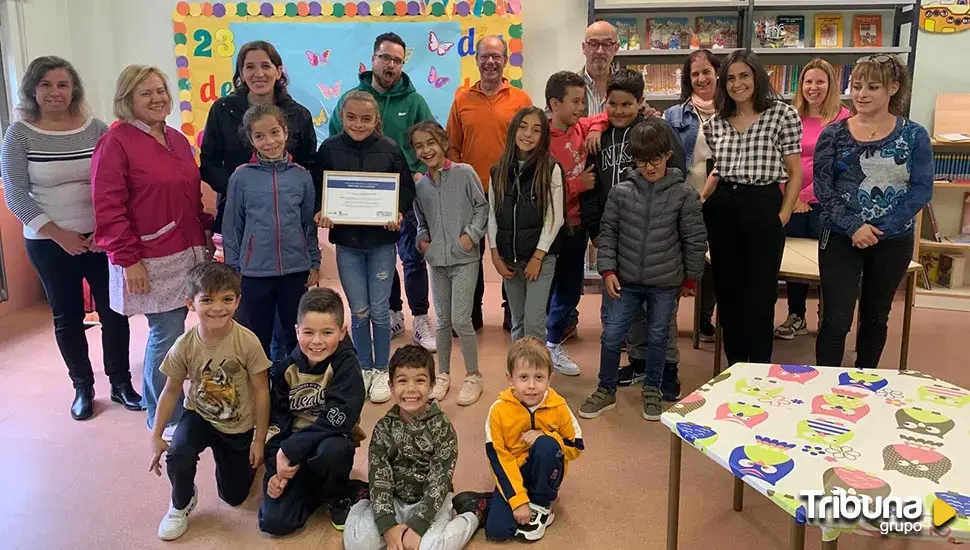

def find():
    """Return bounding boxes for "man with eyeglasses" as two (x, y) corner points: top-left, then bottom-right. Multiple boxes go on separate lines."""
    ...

(329, 32), (438, 352)
(582, 22), (621, 116)
(445, 35), (533, 332)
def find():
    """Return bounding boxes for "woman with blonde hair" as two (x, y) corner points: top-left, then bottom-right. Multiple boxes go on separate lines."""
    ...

(92, 65), (215, 436)
(774, 58), (852, 340)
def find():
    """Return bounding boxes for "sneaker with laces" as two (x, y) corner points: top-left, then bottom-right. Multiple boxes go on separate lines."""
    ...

(413, 315), (437, 352)
(514, 503), (556, 541)
(369, 370), (392, 403)
(642, 386), (663, 421)
(453, 491), (491, 528)
(361, 369), (375, 395)
(699, 319), (716, 343)
(390, 310), (406, 338)
(578, 387), (616, 419)
(547, 344), (580, 376)
(329, 496), (352, 531)
(457, 373), (484, 406)
(158, 487), (198, 540)
(430, 373), (451, 402)
(774, 313), (808, 340)
(617, 358), (645, 387)
(661, 362), (681, 401)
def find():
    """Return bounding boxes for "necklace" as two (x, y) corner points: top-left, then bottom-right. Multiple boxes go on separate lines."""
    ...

(858, 115), (895, 140)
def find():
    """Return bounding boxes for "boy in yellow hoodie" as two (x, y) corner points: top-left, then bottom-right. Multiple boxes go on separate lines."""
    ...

(484, 337), (584, 542)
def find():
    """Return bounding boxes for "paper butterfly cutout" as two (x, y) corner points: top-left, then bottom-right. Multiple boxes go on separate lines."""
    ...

(428, 66), (450, 88)
(359, 62), (367, 75)
(404, 48), (414, 64)
(428, 31), (455, 56)
(318, 81), (342, 99)
(312, 108), (328, 127)
(305, 49), (331, 67)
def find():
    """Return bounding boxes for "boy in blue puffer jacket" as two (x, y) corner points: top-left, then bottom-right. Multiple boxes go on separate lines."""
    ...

(223, 103), (321, 359)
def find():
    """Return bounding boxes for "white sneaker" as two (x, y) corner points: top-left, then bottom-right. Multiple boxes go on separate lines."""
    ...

(458, 373), (484, 406)
(390, 311), (406, 338)
(514, 503), (556, 541)
(547, 344), (580, 376)
(361, 369), (375, 395)
(161, 424), (178, 443)
(431, 373), (451, 402)
(369, 370), (392, 403)
(158, 487), (198, 541)
(413, 315), (437, 352)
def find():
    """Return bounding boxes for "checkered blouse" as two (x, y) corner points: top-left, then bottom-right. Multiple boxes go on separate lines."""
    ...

(703, 100), (803, 186)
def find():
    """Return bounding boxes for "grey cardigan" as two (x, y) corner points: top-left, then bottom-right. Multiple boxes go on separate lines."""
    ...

(597, 168), (707, 287)
(413, 161), (488, 267)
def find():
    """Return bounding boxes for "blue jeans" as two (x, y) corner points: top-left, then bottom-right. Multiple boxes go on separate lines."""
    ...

(546, 228), (587, 344)
(388, 210), (430, 316)
(598, 284), (678, 391)
(144, 307), (188, 429)
(336, 244), (397, 371)
(784, 206), (822, 318)
(485, 436), (564, 541)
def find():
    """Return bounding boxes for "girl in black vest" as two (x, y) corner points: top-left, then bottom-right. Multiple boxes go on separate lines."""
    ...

(487, 107), (565, 341)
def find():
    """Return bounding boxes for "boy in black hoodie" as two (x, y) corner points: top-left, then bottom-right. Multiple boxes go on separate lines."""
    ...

(258, 288), (367, 536)
(579, 69), (688, 399)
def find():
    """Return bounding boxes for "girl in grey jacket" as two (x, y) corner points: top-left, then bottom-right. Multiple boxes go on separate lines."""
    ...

(409, 121), (489, 406)
(223, 103), (320, 359)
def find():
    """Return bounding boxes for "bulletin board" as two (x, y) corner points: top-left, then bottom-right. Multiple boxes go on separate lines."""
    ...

(172, 0), (525, 156)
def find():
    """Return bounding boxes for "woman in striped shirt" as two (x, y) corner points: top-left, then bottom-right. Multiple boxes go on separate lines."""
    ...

(1, 56), (141, 421)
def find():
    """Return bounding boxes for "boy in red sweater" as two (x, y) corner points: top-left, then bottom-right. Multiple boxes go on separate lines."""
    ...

(543, 71), (607, 377)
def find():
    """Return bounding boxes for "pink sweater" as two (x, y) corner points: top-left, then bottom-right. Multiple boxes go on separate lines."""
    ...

(799, 106), (851, 204)
(92, 122), (212, 268)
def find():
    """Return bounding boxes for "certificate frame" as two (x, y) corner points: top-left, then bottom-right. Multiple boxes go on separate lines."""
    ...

(321, 170), (400, 226)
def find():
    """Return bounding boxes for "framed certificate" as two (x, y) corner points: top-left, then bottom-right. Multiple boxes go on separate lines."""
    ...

(321, 171), (400, 226)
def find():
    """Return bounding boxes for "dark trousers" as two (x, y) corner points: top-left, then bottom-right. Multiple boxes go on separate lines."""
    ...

(816, 231), (914, 368)
(389, 210), (430, 316)
(25, 238), (131, 389)
(166, 410), (255, 509)
(239, 272), (307, 360)
(485, 436), (564, 541)
(258, 435), (356, 535)
(784, 207), (822, 317)
(703, 183), (785, 366)
(546, 228), (587, 344)
(699, 262), (716, 323)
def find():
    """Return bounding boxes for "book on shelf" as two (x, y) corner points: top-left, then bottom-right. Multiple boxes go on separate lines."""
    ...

(934, 152), (970, 182)
(920, 250), (942, 284)
(695, 16), (738, 49)
(963, 192), (970, 235)
(605, 18), (641, 51)
(925, 202), (943, 242)
(937, 253), (966, 288)
(935, 133), (970, 143)
(918, 265), (933, 290)
(627, 64), (682, 96)
(815, 14), (844, 48)
(777, 15), (805, 48)
(765, 64), (852, 96)
(645, 17), (691, 50)
(755, 18), (784, 48)
(853, 14), (883, 47)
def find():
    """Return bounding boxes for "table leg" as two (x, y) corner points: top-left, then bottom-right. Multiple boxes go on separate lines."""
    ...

(732, 477), (743, 511)
(821, 539), (838, 550)
(789, 519), (805, 550)
(713, 312), (723, 377)
(693, 277), (701, 350)
(900, 272), (915, 371)
(667, 433), (682, 550)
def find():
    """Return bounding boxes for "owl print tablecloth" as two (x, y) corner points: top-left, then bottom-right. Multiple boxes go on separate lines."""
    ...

(661, 363), (970, 543)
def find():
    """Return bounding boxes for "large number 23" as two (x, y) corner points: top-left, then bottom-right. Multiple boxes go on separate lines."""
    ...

(193, 29), (235, 58)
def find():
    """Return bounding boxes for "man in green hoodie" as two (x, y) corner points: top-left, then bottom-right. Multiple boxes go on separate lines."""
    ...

(329, 32), (438, 353)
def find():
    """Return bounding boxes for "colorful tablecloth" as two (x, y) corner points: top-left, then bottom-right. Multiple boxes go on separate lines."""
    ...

(661, 364), (970, 543)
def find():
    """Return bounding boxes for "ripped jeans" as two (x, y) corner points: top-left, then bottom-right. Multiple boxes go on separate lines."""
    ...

(335, 244), (397, 371)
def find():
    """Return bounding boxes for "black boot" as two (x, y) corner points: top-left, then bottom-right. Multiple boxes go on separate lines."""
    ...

(618, 358), (646, 387)
(71, 387), (95, 420)
(110, 381), (145, 411)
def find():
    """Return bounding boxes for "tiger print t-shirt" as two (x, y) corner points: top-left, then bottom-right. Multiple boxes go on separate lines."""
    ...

(160, 321), (271, 434)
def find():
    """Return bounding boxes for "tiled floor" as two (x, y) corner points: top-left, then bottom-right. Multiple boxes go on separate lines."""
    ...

(0, 280), (965, 549)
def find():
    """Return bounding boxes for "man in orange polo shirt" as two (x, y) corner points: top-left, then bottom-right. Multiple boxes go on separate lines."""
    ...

(446, 35), (533, 331)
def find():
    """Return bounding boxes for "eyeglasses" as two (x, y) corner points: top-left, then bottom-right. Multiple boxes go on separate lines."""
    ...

(584, 40), (618, 51)
(376, 53), (405, 66)
(477, 53), (505, 62)
(638, 156), (667, 167)
(856, 54), (898, 78)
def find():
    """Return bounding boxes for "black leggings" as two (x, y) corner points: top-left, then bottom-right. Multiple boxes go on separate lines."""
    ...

(816, 230), (914, 368)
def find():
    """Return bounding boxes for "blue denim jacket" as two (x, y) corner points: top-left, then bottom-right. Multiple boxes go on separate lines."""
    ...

(663, 101), (701, 167)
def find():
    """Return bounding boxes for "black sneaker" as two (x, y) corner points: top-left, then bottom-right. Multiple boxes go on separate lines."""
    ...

(617, 359), (646, 387)
(699, 319), (715, 343)
(453, 491), (490, 527)
(329, 496), (351, 532)
(503, 306), (512, 332)
(661, 362), (681, 402)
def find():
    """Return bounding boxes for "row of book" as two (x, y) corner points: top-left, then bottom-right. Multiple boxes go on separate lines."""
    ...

(934, 153), (970, 182)
(919, 251), (966, 289)
(624, 63), (853, 97)
(604, 13), (882, 52)
(764, 64), (853, 97)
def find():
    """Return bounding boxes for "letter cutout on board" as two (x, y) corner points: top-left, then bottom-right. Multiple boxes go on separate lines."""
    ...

(459, 27), (476, 57)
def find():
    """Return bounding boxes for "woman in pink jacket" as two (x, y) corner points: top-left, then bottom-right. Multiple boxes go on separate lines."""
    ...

(774, 58), (852, 341)
(92, 65), (214, 437)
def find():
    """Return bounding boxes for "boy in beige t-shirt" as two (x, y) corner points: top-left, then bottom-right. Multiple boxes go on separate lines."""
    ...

(148, 262), (271, 541)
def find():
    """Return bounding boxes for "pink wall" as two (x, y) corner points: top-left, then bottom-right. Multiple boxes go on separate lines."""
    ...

(0, 186), (45, 316)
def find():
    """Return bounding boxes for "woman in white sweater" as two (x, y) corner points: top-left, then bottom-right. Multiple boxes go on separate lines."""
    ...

(1, 56), (141, 420)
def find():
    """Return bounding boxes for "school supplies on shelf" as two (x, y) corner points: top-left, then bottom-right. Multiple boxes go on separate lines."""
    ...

(853, 14), (883, 47)
(815, 14), (845, 47)
(645, 17), (691, 50)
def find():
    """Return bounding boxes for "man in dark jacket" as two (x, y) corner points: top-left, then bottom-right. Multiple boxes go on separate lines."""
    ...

(329, 32), (438, 350)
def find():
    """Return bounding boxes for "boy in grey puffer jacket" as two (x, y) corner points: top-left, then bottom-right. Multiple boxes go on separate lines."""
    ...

(578, 119), (707, 423)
